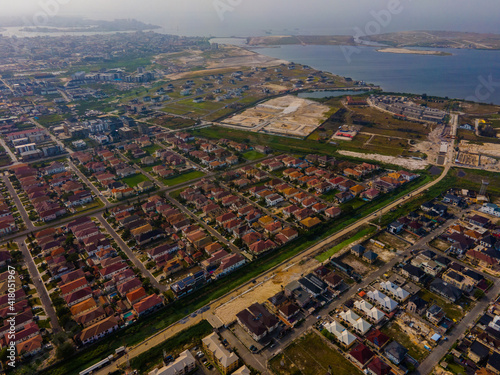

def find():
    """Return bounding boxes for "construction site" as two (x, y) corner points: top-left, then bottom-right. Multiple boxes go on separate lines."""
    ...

(213, 258), (319, 326)
(220, 95), (332, 138)
(455, 140), (500, 171)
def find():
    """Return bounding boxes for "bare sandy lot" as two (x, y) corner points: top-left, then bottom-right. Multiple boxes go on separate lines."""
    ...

(457, 141), (500, 171)
(221, 95), (331, 138)
(214, 258), (319, 326)
(338, 150), (429, 170)
(165, 47), (289, 80)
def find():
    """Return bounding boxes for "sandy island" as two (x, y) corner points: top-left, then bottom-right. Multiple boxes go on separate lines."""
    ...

(377, 47), (451, 56)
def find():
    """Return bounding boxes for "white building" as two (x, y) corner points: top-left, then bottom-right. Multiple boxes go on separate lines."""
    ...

(340, 310), (372, 335)
(480, 203), (500, 217)
(324, 321), (357, 347)
(367, 290), (398, 312)
(354, 300), (385, 324)
(379, 281), (410, 301)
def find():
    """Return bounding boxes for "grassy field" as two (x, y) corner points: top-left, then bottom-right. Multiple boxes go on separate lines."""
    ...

(35, 114), (66, 126)
(151, 116), (197, 130)
(142, 144), (163, 155)
(341, 105), (436, 140)
(130, 320), (212, 374)
(74, 199), (105, 213)
(457, 129), (500, 144)
(452, 167), (500, 196)
(316, 226), (376, 262)
(122, 174), (150, 188)
(269, 332), (362, 375)
(418, 289), (470, 322)
(242, 150), (266, 160)
(161, 170), (205, 186)
(191, 126), (338, 156)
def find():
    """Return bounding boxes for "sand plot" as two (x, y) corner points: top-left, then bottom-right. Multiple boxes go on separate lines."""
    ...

(221, 95), (331, 138)
(214, 259), (319, 326)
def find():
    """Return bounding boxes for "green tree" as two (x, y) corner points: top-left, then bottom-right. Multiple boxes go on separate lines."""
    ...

(56, 342), (75, 360)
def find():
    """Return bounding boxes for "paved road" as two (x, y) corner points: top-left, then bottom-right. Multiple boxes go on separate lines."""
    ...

(14, 237), (62, 333)
(219, 327), (269, 373)
(0, 137), (18, 163)
(67, 160), (111, 206)
(2, 174), (34, 231)
(96, 213), (165, 292)
(30, 118), (69, 152)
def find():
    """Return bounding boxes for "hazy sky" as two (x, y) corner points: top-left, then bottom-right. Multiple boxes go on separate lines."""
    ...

(3, 0), (500, 37)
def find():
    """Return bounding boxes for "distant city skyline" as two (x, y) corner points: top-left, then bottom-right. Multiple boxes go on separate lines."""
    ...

(2, 0), (500, 37)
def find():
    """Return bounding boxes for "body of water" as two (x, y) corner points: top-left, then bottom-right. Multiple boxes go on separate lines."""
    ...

(237, 43), (500, 104)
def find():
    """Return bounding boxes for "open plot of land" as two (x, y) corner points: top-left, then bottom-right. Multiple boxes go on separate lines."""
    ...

(429, 238), (451, 252)
(221, 95), (333, 138)
(316, 226), (376, 262)
(162, 170), (205, 186)
(151, 115), (197, 130)
(191, 126), (340, 156)
(142, 144), (163, 155)
(418, 289), (470, 322)
(451, 167), (500, 196)
(335, 104), (436, 140)
(457, 141), (500, 171)
(122, 173), (150, 188)
(242, 150), (265, 160)
(372, 231), (410, 251)
(361, 235), (405, 263)
(381, 320), (428, 362)
(342, 254), (374, 275)
(269, 332), (362, 375)
(214, 259), (318, 326)
(338, 150), (429, 170)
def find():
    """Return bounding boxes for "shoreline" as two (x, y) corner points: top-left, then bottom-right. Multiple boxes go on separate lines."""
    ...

(376, 47), (452, 56)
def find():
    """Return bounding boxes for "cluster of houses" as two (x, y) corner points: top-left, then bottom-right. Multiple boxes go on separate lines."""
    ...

(0, 249), (43, 358)
(180, 178), (298, 257)
(438, 211), (500, 270)
(260, 153), (418, 206)
(400, 249), (489, 304)
(109, 195), (247, 298)
(324, 285), (410, 374)
(72, 149), (154, 200)
(388, 200), (450, 238)
(34, 217), (164, 346)
(445, 296), (500, 375)
(370, 95), (447, 123)
(232, 266), (346, 348)
(185, 138), (240, 170)
(9, 161), (94, 222)
(0, 179), (18, 236)
(149, 331), (251, 375)
(322, 261), (472, 375)
(150, 148), (191, 179)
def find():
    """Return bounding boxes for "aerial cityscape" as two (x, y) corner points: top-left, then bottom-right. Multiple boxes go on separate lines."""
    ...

(0, 1), (500, 375)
